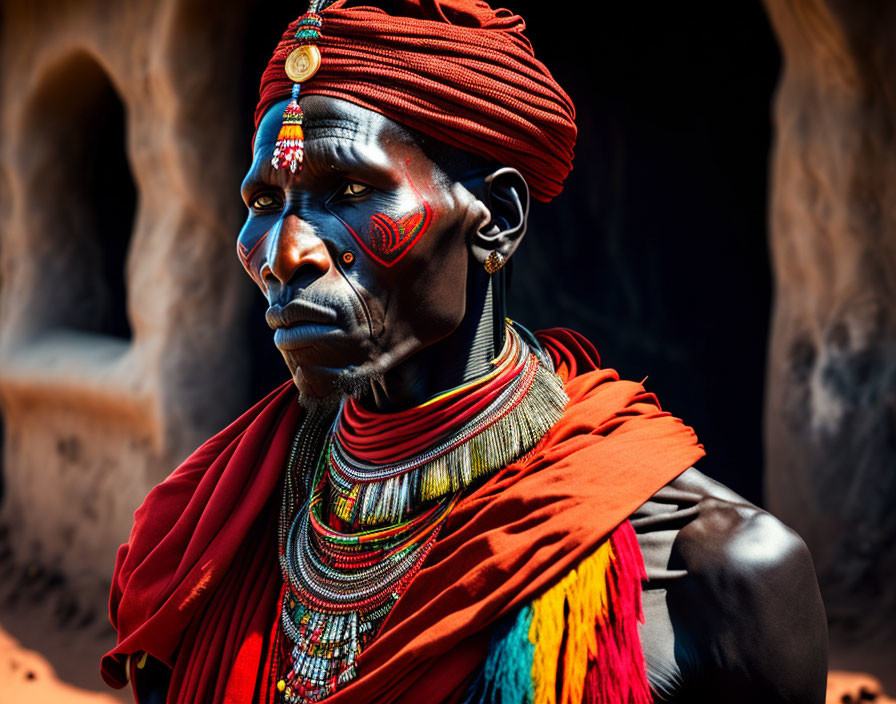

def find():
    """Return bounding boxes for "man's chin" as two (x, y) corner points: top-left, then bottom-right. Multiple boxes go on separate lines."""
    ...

(290, 363), (381, 412)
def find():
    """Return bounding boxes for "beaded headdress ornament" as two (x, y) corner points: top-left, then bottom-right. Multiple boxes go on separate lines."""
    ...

(271, 1), (330, 173)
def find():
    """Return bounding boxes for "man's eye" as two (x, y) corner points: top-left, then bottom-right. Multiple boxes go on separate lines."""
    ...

(342, 182), (371, 197)
(251, 194), (280, 211)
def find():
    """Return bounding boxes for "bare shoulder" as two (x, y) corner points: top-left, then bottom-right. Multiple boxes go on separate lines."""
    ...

(633, 468), (828, 703)
(668, 467), (812, 585)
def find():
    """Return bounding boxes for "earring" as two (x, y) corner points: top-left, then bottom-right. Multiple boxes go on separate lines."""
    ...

(484, 251), (505, 274)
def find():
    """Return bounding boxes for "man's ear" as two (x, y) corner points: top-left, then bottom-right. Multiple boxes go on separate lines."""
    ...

(470, 167), (530, 268)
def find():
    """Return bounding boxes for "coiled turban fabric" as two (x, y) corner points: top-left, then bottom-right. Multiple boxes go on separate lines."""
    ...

(255, 0), (577, 202)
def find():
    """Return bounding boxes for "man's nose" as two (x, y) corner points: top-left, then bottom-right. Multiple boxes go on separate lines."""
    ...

(261, 214), (331, 288)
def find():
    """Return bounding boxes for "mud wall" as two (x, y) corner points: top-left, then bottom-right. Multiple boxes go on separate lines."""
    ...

(0, 0), (257, 602)
(763, 0), (896, 680)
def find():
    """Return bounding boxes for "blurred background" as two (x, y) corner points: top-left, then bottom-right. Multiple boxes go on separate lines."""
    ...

(0, 0), (893, 701)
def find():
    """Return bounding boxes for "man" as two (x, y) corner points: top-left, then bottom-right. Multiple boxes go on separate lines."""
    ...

(102, 1), (828, 702)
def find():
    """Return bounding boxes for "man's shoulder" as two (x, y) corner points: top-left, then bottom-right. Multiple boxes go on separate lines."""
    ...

(634, 467), (822, 626)
(630, 468), (828, 702)
(651, 468), (807, 585)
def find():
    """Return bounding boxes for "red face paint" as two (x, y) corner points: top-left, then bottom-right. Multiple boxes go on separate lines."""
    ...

(237, 231), (268, 288)
(327, 165), (433, 267)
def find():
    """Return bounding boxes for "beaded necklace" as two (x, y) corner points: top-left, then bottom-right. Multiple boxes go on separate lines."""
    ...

(329, 327), (568, 527)
(275, 325), (567, 703)
(276, 425), (456, 703)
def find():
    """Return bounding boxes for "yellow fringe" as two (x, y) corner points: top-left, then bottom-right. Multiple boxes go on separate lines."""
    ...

(529, 540), (615, 704)
(276, 124), (304, 142)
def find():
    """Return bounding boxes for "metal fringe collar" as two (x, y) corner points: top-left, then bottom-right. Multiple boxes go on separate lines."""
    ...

(327, 334), (569, 527)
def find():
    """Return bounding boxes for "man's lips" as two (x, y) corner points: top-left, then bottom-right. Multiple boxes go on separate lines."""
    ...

(265, 299), (340, 330)
(266, 299), (343, 351)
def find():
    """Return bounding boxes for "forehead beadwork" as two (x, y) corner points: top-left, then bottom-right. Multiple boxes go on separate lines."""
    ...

(272, 7), (325, 173)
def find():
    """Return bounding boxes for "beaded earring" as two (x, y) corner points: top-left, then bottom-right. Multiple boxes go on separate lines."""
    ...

(484, 250), (505, 274)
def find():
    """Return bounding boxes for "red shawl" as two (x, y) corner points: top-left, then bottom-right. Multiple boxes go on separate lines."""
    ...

(102, 329), (704, 702)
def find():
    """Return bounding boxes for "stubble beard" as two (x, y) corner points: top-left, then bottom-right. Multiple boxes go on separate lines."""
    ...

(295, 365), (384, 416)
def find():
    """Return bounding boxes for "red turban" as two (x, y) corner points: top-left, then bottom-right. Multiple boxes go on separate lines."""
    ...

(255, 0), (577, 202)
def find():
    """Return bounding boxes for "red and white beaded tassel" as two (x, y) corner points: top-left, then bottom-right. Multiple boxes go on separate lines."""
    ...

(271, 7), (324, 174)
(272, 83), (305, 173)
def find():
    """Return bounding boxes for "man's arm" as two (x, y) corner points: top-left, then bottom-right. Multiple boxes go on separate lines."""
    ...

(661, 469), (828, 702)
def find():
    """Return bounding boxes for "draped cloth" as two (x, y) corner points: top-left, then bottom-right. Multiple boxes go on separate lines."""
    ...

(102, 329), (705, 703)
(255, 0), (577, 203)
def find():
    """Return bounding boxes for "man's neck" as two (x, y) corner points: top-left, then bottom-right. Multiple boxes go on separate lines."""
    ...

(362, 273), (499, 412)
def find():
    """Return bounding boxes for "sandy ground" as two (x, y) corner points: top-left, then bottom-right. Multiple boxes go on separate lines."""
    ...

(0, 607), (891, 704)
(0, 589), (130, 704)
(0, 623), (127, 704)
(827, 671), (896, 704)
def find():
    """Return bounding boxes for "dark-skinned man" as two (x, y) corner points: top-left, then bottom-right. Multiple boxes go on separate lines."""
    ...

(102, 1), (828, 703)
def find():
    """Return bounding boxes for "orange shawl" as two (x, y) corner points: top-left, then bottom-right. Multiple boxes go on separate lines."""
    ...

(102, 329), (704, 702)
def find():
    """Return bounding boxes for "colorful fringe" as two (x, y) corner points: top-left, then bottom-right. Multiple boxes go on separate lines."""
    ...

(272, 84), (305, 173)
(464, 521), (652, 704)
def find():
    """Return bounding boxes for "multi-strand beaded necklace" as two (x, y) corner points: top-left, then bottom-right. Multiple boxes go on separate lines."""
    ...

(274, 324), (568, 703)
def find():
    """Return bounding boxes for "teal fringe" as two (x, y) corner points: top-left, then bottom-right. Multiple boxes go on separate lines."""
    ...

(463, 605), (535, 704)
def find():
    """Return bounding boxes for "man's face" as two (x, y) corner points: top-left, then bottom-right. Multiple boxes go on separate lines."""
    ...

(239, 96), (489, 399)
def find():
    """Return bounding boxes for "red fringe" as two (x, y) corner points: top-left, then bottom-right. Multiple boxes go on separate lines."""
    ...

(583, 521), (652, 704)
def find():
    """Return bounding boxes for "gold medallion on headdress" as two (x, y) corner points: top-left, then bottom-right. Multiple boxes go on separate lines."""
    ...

(272, 8), (324, 173)
(285, 44), (321, 83)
